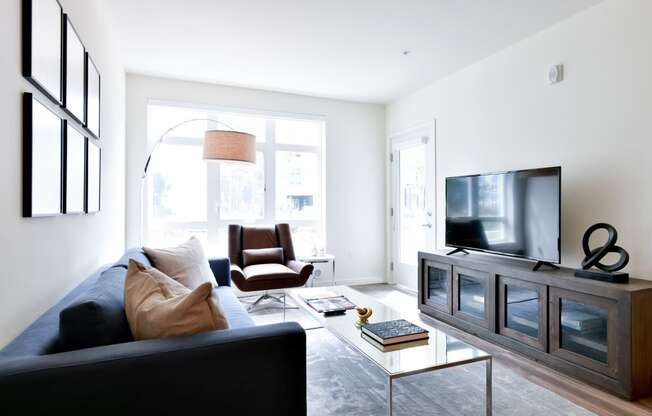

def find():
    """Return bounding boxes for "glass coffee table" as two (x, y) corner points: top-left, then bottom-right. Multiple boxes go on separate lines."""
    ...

(290, 286), (492, 416)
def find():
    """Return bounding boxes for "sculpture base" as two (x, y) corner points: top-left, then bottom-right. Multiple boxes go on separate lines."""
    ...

(574, 269), (629, 284)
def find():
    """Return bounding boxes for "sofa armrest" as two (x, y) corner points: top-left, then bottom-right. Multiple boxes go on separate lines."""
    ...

(0, 323), (306, 415)
(209, 257), (231, 286)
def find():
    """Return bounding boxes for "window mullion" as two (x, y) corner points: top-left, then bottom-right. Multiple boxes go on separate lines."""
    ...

(143, 177), (150, 245)
(265, 119), (276, 223)
(206, 162), (220, 254)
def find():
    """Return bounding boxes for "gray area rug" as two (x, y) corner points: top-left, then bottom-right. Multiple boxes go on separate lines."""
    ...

(307, 328), (594, 416)
(246, 298), (593, 416)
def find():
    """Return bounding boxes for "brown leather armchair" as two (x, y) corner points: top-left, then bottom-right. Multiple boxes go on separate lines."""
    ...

(228, 224), (313, 310)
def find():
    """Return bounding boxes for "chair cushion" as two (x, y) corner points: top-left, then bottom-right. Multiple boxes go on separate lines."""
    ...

(242, 226), (278, 250)
(144, 237), (216, 289)
(124, 260), (229, 340)
(242, 247), (284, 267)
(59, 267), (134, 351)
(243, 263), (298, 281)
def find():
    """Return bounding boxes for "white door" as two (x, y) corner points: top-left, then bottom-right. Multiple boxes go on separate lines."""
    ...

(390, 122), (436, 292)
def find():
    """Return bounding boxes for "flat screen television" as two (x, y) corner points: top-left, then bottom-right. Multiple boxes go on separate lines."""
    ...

(445, 166), (561, 264)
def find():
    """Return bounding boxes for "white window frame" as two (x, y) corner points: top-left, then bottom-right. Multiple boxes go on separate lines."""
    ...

(144, 99), (326, 255)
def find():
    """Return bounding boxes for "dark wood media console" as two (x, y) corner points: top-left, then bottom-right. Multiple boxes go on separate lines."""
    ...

(418, 250), (652, 400)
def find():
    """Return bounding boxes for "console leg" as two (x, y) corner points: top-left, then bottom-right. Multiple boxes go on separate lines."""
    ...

(532, 261), (560, 272)
(446, 248), (469, 256)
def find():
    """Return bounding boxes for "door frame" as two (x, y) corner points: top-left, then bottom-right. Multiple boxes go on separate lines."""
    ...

(387, 120), (437, 292)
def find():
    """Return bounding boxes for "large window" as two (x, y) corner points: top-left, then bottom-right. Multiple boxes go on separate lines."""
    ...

(145, 102), (325, 257)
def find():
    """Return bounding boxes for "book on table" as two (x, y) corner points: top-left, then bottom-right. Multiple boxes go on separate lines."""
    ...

(361, 319), (429, 346)
(360, 332), (429, 352)
(300, 290), (356, 314)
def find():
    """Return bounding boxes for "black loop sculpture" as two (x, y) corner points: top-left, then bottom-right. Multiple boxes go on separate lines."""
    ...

(580, 223), (629, 272)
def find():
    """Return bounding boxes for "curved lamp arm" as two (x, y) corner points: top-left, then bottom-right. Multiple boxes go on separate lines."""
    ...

(139, 118), (235, 246)
(141, 118), (235, 179)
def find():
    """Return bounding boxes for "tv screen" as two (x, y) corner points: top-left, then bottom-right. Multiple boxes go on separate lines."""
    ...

(446, 167), (560, 263)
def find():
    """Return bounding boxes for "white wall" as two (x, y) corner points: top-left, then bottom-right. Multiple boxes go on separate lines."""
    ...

(0, 0), (125, 347)
(387, 0), (652, 279)
(126, 74), (386, 284)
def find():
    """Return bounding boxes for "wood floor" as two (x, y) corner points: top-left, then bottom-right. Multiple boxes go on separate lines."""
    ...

(354, 284), (652, 416)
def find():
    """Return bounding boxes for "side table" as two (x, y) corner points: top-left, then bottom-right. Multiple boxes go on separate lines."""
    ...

(299, 254), (335, 287)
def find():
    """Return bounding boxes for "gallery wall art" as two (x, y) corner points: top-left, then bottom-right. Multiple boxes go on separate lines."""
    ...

(22, 0), (102, 217)
(63, 122), (86, 214)
(64, 14), (85, 124)
(23, 93), (63, 217)
(86, 139), (101, 214)
(86, 54), (101, 139)
(22, 0), (63, 104)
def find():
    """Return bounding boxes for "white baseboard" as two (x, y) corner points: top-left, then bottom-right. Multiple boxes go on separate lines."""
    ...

(395, 283), (418, 296)
(334, 276), (386, 287)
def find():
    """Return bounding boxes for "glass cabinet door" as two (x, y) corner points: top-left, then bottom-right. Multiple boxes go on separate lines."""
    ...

(498, 276), (547, 351)
(459, 274), (486, 318)
(422, 261), (452, 313)
(560, 299), (608, 362)
(550, 287), (618, 378)
(453, 266), (492, 329)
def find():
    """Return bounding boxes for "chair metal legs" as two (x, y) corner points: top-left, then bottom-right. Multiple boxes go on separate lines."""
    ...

(240, 291), (298, 314)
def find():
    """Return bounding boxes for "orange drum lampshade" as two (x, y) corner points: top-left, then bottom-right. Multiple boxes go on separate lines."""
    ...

(202, 130), (256, 163)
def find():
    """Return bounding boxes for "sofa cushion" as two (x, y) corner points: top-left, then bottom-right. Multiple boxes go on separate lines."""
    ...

(144, 237), (215, 289)
(242, 247), (284, 267)
(58, 267), (134, 351)
(213, 286), (255, 328)
(114, 248), (152, 269)
(243, 263), (298, 281)
(124, 260), (229, 340)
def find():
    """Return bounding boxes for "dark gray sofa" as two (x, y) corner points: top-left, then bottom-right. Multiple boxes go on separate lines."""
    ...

(0, 249), (306, 415)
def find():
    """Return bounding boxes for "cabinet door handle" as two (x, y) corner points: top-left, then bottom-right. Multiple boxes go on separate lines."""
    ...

(421, 223), (433, 228)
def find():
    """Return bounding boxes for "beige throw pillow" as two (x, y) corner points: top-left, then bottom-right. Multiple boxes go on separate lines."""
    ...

(144, 236), (216, 289)
(124, 260), (229, 340)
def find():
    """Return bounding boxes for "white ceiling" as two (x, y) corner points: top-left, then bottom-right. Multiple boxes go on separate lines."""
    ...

(101, 0), (602, 103)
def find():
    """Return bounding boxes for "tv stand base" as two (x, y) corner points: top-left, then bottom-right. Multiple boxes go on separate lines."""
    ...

(532, 261), (559, 271)
(446, 248), (469, 256)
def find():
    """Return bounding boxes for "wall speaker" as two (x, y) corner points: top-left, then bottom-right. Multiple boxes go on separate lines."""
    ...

(548, 64), (564, 84)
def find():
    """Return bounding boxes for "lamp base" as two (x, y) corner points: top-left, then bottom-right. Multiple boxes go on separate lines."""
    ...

(574, 269), (629, 284)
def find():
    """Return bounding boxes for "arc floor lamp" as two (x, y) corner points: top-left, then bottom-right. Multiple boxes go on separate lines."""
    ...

(139, 118), (256, 245)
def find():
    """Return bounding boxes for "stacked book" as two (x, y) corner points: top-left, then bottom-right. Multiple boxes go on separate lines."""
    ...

(361, 319), (429, 352)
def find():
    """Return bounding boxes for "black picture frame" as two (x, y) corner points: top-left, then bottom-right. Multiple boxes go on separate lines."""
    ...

(62, 14), (86, 125)
(23, 93), (64, 218)
(22, 0), (64, 105)
(85, 53), (101, 139)
(86, 138), (101, 213)
(63, 121), (87, 214)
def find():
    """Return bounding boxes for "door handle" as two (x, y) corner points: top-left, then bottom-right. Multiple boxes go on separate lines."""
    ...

(421, 223), (433, 228)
